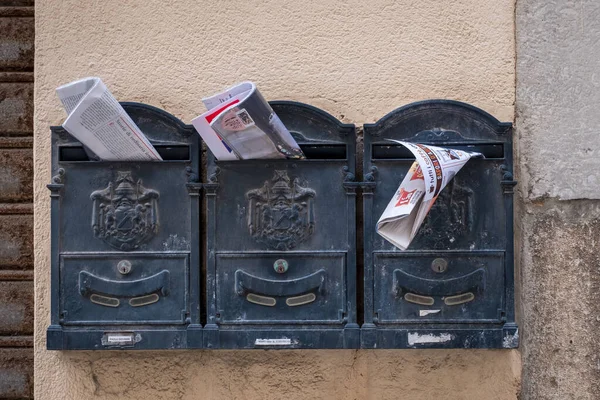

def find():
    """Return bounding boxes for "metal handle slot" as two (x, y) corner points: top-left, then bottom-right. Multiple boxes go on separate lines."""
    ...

(90, 294), (120, 307)
(79, 270), (170, 298)
(286, 293), (317, 306)
(404, 293), (434, 306)
(235, 269), (326, 297)
(444, 292), (475, 305)
(246, 293), (277, 307)
(129, 293), (160, 307)
(393, 268), (485, 297)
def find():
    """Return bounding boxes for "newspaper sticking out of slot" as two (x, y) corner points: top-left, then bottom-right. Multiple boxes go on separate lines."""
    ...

(56, 77), (161, 161)
(376, 140), (482, 250)
(192, 81), (304, 160)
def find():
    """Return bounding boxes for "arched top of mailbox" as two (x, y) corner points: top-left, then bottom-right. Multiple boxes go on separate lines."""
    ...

(270, 101), (354, 144)
(120, 102), (195, 142)
(364, 99), (512, 143)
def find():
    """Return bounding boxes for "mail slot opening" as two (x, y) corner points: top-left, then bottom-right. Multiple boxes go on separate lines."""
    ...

(371, 143), (504, 160)
(298, 144), (347, 159)
(154, 145), (191, 160)
(58, 144), (191, 162)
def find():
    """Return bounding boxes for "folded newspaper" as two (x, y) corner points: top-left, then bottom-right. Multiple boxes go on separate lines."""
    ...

(376, 140), (482, 250)
(192, 81), (305, 160)
(56, 77), (162, 161)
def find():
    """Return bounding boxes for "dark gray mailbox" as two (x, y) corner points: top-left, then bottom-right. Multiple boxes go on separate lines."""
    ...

(204, 101), (359, 349)
(361, 100), (518, 349)
(47, 103), (202, 350)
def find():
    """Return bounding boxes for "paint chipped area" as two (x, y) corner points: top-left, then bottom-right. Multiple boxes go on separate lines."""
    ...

(408, 332), (454, 346)
(162, 234), (190, 251)
(502, 329), (519, 348)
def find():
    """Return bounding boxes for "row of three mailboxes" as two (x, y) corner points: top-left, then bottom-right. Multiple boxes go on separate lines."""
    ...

(47, 100), (517, 350)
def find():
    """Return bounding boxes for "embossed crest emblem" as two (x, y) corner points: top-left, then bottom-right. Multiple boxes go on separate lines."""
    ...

(246, 170), (316, 250)
(91, 171), (159, 250)
(417, 179), (474, 248)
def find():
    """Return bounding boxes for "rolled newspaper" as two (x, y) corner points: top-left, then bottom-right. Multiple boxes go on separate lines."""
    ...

(192, 81), (304, 160)
(56, 77), (161, 161)
(376, 140), (482, 250)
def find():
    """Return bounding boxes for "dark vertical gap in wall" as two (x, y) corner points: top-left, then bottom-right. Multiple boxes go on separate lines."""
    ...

(200, 144), (207, 325)
(355, 126), (364, 326)
(0, 1), (35, 398)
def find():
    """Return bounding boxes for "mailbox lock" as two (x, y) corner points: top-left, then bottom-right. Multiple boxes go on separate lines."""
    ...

(273, 259), (289, 274)
(117, 260), (132, 275)
(431, 258), (448, 273)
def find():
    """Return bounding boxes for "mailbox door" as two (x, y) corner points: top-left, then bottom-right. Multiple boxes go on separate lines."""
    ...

(60, 253), (188, 325)
(362, 100), (517, 349)
(47, 103), (202, 350)
(212, 161), (349, 324)
(216, 252), (345, 324)
(373, 252), (504, 323)
(204, 101), (359, 349)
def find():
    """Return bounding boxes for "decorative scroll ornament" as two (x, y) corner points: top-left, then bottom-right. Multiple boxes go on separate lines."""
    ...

(342, 166), (355, 182)
(52, 168), (65, 184)
(365, 166), (378, 182)
(91, 171), (159, 250)
(246, 170), (316, 250)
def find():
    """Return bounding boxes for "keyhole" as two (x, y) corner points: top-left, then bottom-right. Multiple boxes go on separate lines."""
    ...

(117, 260), (132, 275)
(431, 258), (448, 273)
(273, 259), (289, 274)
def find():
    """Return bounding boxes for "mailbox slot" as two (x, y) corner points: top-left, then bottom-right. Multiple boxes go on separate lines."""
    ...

(58, 144), (191, 162)
(47, 102), (202, 350)
(204, 101), (359, 349)
(298, 144), (347, 159)
(361, 100), (518, 349)
(371, 143), (504, 160)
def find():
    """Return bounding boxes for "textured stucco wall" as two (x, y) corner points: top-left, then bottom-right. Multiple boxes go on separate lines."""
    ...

(517, 0), (600, 398)
(34, 1), (519, 399)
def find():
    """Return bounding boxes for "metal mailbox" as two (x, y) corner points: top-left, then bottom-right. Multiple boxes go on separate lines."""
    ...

(204, 101), (359, 349)
(47, 103), (202, 350)
(361, 100), (518, 349)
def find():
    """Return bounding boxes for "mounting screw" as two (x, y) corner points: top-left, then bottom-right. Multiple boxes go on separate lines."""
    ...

(117, 260), (132, 275)
(273, 259), (289, 274)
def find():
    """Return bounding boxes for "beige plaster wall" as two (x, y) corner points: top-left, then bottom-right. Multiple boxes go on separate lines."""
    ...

(34, 1), (519, 399)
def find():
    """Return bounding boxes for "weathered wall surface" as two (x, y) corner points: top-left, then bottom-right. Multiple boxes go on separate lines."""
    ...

(34, 1), (519, 399)
(517, 0), (600, 398)
(0, 1), (35, 398)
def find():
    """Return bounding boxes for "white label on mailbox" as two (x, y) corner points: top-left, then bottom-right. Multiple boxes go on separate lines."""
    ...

(107, 334), (134, 344)
(255, 338), (292, 346)
(419, 309), (441, 317)
(407, 332), (453, 345)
